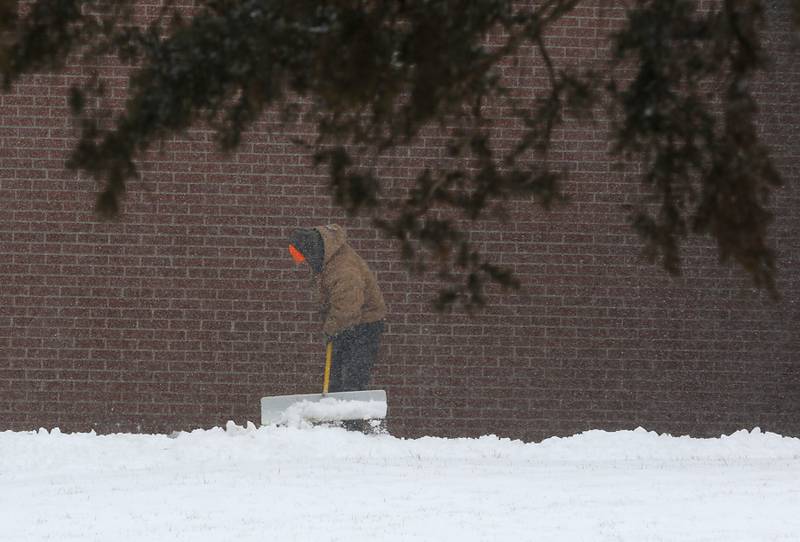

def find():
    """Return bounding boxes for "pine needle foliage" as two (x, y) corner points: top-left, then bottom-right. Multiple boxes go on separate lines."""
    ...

(0, 0), (788, 310)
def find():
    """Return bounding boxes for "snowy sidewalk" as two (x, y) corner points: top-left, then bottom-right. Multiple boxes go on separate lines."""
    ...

(1, 424), (798, 541)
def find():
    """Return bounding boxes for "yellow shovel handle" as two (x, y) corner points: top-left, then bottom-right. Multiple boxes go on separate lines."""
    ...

(323, 341), (333, 395)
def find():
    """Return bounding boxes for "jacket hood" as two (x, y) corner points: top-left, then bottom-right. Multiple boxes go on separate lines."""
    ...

(314, 224), (348, 264)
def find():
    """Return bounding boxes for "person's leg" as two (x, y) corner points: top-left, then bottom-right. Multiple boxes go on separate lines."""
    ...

(340, 321), (384, 391)
(360, 321), (387, 433)
(328, 333), (352, 393)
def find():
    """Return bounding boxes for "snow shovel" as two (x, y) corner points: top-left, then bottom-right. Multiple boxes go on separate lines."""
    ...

(260, 342), (387, 426)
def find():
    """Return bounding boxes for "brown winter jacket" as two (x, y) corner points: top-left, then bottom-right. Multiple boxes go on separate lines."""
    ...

(314, 224), (387, 336)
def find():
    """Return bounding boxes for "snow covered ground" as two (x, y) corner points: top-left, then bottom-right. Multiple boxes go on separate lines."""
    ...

(1, 423), (799, 541)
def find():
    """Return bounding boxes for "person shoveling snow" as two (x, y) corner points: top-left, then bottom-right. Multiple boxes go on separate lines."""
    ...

(262, 224), (388, 432)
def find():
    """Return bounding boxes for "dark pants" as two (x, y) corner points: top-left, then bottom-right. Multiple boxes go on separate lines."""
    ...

(328, 321), (384, 392)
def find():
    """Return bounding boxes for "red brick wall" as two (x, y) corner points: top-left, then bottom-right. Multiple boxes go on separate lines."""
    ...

(1, 1), (798, 440)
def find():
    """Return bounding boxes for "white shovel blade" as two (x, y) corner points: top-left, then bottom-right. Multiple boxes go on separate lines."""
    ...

(260, 390), (387, 426)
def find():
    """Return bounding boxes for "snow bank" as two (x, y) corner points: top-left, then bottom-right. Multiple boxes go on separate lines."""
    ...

(1, 425), (798, 541)
(6, 424), (797, 469)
